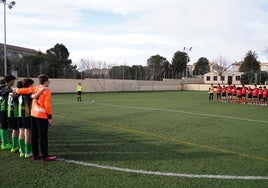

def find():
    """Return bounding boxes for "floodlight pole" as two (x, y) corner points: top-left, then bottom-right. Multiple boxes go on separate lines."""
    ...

(183, 47), (192, 90)
(1, 0), (16, 76)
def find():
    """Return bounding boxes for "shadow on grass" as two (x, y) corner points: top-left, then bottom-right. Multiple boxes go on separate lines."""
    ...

(48, 123), (230, 163)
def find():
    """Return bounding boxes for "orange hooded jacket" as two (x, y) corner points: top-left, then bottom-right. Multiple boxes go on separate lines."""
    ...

(15, 86), (52, 119)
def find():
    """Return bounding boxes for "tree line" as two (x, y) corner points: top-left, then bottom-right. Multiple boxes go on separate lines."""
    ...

(1, 43), (78, 79)
(1, 43), (267, 84)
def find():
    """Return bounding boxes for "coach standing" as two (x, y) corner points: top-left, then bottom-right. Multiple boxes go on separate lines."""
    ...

(30, 74), (56, 161)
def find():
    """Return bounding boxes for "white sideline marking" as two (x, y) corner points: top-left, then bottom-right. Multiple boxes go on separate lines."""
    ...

(57, 158), (268, 180)
(99, 103), (268, 124)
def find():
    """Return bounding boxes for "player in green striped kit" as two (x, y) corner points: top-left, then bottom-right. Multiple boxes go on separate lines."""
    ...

(0, 75), (16, 150)
(17, 78), (35, 158)
(8, 81), (21, 153)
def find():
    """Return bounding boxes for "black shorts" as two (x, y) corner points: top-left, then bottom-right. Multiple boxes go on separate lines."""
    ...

(0, 111), (8, 130)
(18, 117), (23, 129)
(17, 117), (31, 129)
(222, 93), (226, 97)
(77, 91), (82, 95)
(248, 94), (252, 98)
(22, 117), (31, 129)
(8, 117), (19, 130)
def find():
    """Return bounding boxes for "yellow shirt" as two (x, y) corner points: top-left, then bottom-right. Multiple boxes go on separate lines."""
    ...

(209, 86), (214, 94)
(76, 85), (82, 92)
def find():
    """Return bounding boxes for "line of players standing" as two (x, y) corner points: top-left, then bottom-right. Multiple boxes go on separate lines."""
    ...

(209, 83), (268, 105)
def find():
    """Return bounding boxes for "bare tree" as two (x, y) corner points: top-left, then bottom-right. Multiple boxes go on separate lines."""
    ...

(79, 58), (114, 78)
(213, 56), (232, 83)
(79, 58), (97, 71)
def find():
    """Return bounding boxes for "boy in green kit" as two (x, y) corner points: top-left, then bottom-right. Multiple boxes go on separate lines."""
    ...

(0, 75), (16, 150)
(8, 81), (21, 153)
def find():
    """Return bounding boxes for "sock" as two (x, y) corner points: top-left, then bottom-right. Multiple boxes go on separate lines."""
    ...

(1, 129), (9, 146)
(12, 136), (19, 149)
(19, 139), (25, 153)
(25, 144), (32, 154)
(0, 129), (2, 144)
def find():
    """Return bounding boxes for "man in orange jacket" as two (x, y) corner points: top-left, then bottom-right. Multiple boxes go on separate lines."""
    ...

(15, 74), (56, 162)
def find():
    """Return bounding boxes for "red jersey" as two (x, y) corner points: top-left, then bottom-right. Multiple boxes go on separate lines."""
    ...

(247, 88), (253, 95)
(227, 86), (232, 94)
(258, 88), (263, 96)
(232, 87), (236, 95)
(263, 89), (267, 98)
(253, 87), (259, 97)
(216, 86), (222, 94)
(237, 89), (242, 96)
(222, 87), (226, 93)
(241, 86), (247, 95)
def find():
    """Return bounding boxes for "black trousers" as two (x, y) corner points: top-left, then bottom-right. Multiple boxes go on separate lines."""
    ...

(31, 117), (49, 159)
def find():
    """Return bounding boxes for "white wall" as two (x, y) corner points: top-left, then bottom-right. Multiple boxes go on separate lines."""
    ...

(2, 77), (258, 93)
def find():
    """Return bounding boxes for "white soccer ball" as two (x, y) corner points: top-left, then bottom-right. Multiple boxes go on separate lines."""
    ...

(91, 100), (95, 104)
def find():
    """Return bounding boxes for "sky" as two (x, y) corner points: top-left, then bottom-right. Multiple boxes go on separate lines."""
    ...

(1, 0), (268, 68)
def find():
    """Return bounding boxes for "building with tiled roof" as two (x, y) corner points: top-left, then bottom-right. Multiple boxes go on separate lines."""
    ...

(0, 43), (41, 75)
(0, 43), (40, 61)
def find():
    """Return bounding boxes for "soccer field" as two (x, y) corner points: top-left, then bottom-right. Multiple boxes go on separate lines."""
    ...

(0, 91), (267, 188)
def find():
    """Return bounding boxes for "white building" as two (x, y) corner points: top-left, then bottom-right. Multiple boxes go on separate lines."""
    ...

(203, 62), (268, 85)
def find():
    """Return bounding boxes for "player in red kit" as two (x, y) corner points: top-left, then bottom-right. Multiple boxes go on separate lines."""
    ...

(241, 85), (247, 104)
(227, 84), (232, 102)
(253, 85), (259, 105)
(236, 87), (242, 103)
(221, 85), (227, 103)
(216, 83), (222, 102)
(262, 86), (267, 106)
(258, 86), (263, 105)
(247, 86), (253, 104)
(231, 85), (237, 103)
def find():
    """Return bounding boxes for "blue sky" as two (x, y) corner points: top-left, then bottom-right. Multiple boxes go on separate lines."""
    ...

(80, 10), (131, 26)
(1, 0), (268, 69)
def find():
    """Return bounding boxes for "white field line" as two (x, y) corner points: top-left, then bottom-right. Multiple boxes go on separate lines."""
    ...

(57, 158), (268, 180)
(98, 103), (268, 124)
(52, 100), (268, 124)
(53, 99), (268, 179)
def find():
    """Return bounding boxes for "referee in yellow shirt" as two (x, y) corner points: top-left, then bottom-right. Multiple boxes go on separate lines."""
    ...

(76, 83), (83, 102)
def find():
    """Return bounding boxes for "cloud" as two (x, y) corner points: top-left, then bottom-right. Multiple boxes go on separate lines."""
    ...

(1, 0), (268, 67)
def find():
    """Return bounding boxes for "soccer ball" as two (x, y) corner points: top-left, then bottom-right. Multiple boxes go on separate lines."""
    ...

(91, 100), (95, 104)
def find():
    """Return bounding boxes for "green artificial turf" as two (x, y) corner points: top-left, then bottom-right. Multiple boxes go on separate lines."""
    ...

(0, 91), (267, 188)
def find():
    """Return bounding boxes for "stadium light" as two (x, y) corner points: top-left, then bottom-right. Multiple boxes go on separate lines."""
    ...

(1, 0), (16, 76)
(183, 47), (192, 90)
